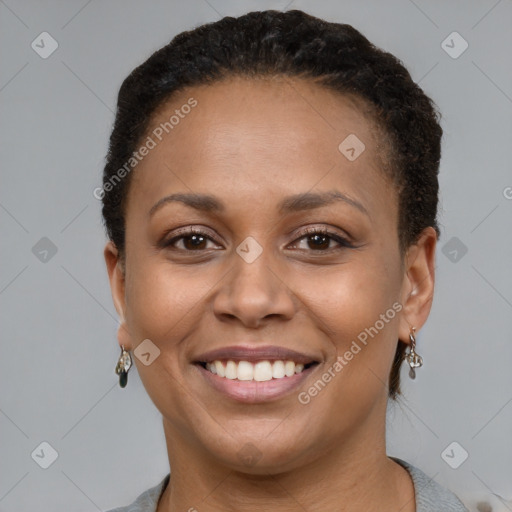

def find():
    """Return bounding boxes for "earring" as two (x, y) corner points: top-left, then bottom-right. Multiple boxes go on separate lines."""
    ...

(115, 345), (132, 388)
(406, 326), (423, 379)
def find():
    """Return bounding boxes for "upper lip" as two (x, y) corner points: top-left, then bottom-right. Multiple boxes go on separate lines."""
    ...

(194, 345), (320, 365)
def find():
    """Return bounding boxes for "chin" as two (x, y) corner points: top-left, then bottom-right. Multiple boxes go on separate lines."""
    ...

(196, 425), (321, 475)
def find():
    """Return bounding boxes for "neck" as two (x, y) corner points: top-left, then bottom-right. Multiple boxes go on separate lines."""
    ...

(157, 410), (415, 512)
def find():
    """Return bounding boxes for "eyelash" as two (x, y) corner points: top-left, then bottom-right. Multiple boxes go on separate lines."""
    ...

(161, 226), (355, 253)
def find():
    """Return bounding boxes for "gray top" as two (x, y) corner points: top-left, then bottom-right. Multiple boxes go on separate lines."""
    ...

(106, 457), (469, 511)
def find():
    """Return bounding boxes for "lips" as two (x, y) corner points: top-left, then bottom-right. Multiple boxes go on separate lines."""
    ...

(193, 345), (321, 402)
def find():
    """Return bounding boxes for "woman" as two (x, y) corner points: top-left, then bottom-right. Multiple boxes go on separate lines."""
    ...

(101, 9), (469, 512)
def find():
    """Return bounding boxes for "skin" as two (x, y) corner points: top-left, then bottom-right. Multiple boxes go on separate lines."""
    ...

(104, 76), (436, 512)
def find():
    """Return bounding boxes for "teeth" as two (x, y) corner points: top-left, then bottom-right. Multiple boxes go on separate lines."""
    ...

(237, 361), (253, 381)
(272, 360), (285, 379)
(284, 360), (295, 377)
(214, 360), (225, 377)
(205, 359), (310, 381)
(254, 361), (273, 381)
(225, 360), (237, 379)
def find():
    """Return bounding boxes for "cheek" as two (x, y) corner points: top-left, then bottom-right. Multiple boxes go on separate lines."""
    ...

(296, 258), (401, 402)
(125, 259), (213, 343)
(300, 257), (400, 339)
(123, 260), (211, 426)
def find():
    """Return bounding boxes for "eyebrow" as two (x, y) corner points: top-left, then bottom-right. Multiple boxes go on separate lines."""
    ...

(148, 190), (369, 218)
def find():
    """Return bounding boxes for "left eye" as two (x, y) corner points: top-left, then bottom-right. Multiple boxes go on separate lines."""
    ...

(290, 229), (353, 251)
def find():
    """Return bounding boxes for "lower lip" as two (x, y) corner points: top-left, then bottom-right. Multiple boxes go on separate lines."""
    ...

(196, 364), (318, 403)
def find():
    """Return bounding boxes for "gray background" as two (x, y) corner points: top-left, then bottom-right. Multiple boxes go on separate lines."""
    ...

(1, 0), (511, 511)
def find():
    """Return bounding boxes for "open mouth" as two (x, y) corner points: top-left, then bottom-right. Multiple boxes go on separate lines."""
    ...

(197, 359), (319, 382)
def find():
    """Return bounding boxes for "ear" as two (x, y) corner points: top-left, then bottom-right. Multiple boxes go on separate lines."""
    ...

(398, 227), (437, 345)
(104, 241), (132, 350)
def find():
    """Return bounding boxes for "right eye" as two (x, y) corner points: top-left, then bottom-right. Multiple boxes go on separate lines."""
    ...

(162, 227), (221, 252)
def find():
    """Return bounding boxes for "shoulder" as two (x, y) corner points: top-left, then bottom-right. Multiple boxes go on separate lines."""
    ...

(105, 474), (170, 512)
(391, 457), (469, 512)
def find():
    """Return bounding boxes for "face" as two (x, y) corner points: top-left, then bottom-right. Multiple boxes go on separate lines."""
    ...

(105, 76), (435, 473)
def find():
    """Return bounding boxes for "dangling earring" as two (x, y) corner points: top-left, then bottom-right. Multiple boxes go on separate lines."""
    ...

(115, 345), (132, 388)
(406, 326), (423, 379)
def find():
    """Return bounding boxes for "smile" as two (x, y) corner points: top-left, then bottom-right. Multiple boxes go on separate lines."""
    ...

(193, 345), (321, 402)
(196, 362), (319, 403)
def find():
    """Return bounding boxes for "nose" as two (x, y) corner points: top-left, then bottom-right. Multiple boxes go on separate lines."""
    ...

(212, 247), (296, 329)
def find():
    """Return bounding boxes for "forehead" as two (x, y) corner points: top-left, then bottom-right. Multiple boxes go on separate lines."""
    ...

(126, 76), (395, 220)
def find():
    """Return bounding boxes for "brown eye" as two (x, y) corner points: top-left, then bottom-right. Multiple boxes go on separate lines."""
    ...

(163, 228), (219, 251)
(305, 233), (330, 250)
(290, 228), (354, 252)
(179, 233), (209, 250)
